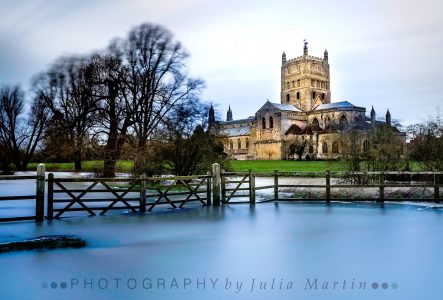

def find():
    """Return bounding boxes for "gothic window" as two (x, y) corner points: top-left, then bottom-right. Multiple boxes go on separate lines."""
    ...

(296, 92), (300, 100)
(332, 141), (339, 153)
(325, 116), (331, 127)
(262, 117), (266, 129)
(312, 91), (316, 99)
(309, 145), (314, 153)
(322, 141), (328, 153)
(286, 94), (290, 102)
(339, 115), (348, 128)
(321, 93), (325, 100)
(316, 81), (320, 88)
(312, 118), (319, 128)
(363, 140), (369, 152)
(238, 138), (241, 149)
(269, 116), (274, 129)
(297, 79), (300, 87)
(246, 138), (249, 148)
(230, 140), (233, 150)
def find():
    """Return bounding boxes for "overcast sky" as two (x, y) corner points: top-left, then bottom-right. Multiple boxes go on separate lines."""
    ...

(1, 0), (442, 125)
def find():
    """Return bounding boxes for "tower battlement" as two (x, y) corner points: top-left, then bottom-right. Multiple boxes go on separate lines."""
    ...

(281, 41), (331, 111)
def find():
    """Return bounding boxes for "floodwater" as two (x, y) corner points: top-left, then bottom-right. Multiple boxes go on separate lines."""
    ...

(1, 176), (443, 300)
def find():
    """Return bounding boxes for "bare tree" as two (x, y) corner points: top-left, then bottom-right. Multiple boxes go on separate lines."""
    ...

(33, 56), (99, 171)
(122, 24), (204, 171)
(0, 85), (47, 171)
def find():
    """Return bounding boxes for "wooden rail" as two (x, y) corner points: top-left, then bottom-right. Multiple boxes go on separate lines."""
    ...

(0, 164), (45, 222)
(221, 170), (443, 204)
(47, 174), (211, 219)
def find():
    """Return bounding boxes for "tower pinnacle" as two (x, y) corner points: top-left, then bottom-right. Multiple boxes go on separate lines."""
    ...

(303, 39), (308, 56)
(226, 105), (233, 121)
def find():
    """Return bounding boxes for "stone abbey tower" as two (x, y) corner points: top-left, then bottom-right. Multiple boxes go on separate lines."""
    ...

(281, 40), (331, 111)
(211, 40), (404, 160)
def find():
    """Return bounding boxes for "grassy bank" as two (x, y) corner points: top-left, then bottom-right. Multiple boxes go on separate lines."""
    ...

(27, 160), (347, 173)
(229, 160), (348, 172)
(27, 159), (422, 174)
(27, 160), (134, 173)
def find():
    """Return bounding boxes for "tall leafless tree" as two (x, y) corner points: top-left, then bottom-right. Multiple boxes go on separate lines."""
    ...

(33, 56), (99, 171)
(0, 85), (47, 171)
(122, 24), (204, 171)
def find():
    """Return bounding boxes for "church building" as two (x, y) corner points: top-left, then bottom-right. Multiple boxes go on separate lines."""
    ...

(208, 41), (403, 160)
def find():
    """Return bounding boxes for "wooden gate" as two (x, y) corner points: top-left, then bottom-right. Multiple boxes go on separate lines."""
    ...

(221, 170), (255, 204)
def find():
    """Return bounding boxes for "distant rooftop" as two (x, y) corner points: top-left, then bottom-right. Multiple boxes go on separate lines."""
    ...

(315, 101), (364, 111)
(219, 126), (251, 137)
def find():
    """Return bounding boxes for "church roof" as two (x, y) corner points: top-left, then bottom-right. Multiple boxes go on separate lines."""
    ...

(257, 101), (302, 113)
(219, 126), (251, 137)
(271, 103), (302, 112)
(314, 101), (364, 111)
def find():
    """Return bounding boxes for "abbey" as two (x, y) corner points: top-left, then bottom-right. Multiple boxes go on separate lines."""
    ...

(209, 41), (402, 160)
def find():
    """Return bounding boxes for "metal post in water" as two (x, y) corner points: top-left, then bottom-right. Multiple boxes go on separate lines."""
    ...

(47, 173), (54, 220)
(249, 169), (255, 205)
(326, 170), (331, 203)
(274, 170), (278, 201)
(36, 164), (45, 222)
(139, 174), (146, 213)
(212, 163), (221, 206)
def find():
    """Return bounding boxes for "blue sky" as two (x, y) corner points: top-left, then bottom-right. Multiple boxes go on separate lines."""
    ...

(0, 0), (442, 125)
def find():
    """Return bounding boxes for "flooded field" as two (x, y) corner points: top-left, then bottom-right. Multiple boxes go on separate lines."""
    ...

(1, 174), (442, 300)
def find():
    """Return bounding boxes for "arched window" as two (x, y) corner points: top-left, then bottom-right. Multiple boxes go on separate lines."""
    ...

(321, 93), (325, 100)
(262, 117), (266, 129)
(269, 116), (274, 129)
(339, 115), (348, 128)
(286, 94), (290, 102)
(311, 79), (315, 87)
(296, 92), (300, 100)
(363, 140), (369, 152)
(309, 145), (314, 153)
(286, 82), (290, 89)
(229, 140), (234, 150)
(312, 91), (316, 99)
(316, 81), (320, 88)
(332, 141), (339, 153)
(237, 138), (241, 149)
(297, 79), (300, 87)
(312, 118), (319, 128)
(246, 138), (249, 148)
(325, 116), (331, 127)
(322, 142), (328, 153)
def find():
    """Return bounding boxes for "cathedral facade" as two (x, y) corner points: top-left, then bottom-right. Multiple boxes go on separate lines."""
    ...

(209, 42), (401, 160)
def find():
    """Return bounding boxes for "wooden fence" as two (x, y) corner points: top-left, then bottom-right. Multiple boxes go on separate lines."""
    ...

(47, 173), (212, 219)
(221, 170), (442, 204)
(0, 163), (441, 223)
(0, 164), (45, 222)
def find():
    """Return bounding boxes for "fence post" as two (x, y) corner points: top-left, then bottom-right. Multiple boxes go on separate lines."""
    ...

(212, 163), (221, 206)
(139, 175), (146, 213)
(274, 170), (278, 201)
(47, 173), (54, 220)
(221, 169), (226, 204)
(434, 172), (440, 203)
(379, 172), (385, 202)
(249, 169), (255, 205)
(206, 171), (212, 206)
(326, 170), (331, 203)
(36, 164), (45, 222)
